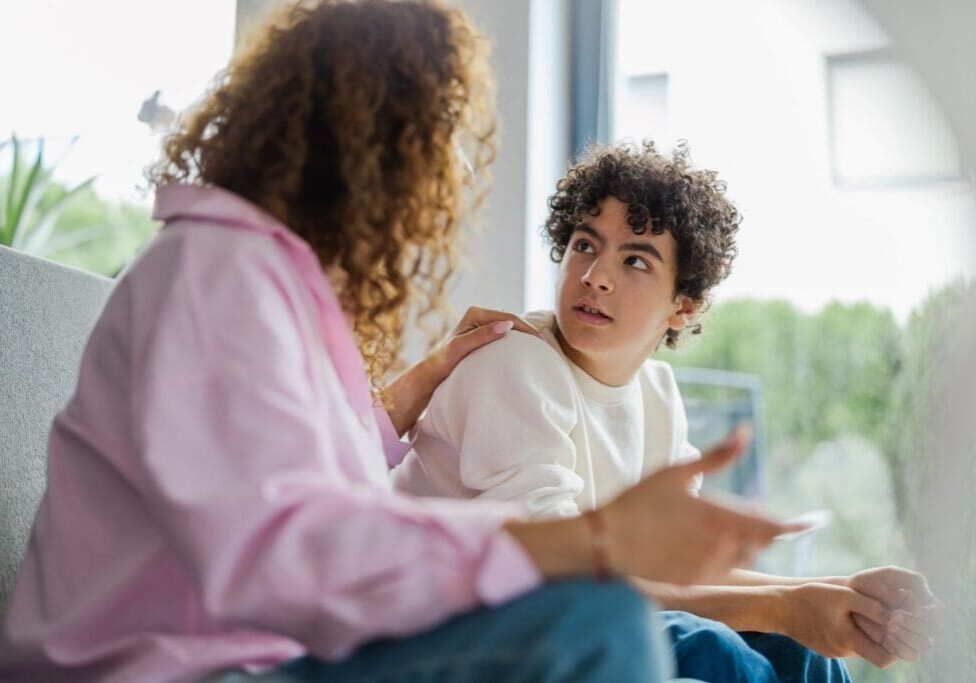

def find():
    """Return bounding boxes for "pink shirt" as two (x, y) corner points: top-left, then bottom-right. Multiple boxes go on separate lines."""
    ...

(0, 184), (541, 682)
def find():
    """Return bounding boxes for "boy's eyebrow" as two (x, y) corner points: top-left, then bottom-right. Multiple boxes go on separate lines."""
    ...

(574, 224), (606, 245)
(574, 223), (664, 264)
(621, 240), (664, 264)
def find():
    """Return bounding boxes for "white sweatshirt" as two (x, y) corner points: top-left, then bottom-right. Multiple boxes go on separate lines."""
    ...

(393, 311), (701, 518)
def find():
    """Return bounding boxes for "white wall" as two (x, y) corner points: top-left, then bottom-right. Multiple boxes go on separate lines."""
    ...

(450, 0), (570, 317)
(446, 0), (530, 317)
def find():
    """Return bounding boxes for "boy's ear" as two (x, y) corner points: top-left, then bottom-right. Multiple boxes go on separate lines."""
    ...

(668, 295), (701, 331)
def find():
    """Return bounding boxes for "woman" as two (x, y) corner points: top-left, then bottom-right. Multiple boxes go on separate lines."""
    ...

(0, 2), (793, 681)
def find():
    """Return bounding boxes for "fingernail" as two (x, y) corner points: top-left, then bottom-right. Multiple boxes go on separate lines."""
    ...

(491, 321), (514, 334)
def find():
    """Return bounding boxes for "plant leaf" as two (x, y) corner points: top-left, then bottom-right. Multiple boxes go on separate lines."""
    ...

(39, 223), (114, 256)
(20, 176), (97, 255)
(2, 135), (22, 246)
(9, 140), (47, 249)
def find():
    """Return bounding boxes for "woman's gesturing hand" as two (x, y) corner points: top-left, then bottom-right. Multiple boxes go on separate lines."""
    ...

(599, 427), (801, 585)
(505, 427), (806, 585)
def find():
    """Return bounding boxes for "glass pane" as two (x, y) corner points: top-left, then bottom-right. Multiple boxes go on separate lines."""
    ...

(613, 1), (974, 653)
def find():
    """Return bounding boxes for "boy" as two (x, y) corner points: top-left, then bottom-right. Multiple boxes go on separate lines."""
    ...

(394, 142), (936, 681)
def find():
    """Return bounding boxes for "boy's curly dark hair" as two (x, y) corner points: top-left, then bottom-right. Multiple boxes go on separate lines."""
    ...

(544, 140), (740, 349)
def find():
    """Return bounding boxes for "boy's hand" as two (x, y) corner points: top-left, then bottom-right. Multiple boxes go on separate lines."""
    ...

(600, 427), (802, 585)
(781, 582), (898, 668)
(836, 567), (939, 661)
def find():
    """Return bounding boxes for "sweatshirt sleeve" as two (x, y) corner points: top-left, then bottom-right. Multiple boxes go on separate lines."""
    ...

(129, 243), (541, 660)
(419, 332), (585, 519)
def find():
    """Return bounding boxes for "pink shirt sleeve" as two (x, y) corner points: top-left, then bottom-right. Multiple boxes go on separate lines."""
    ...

(372, 405), (413, 468)
(128, 245), (541, 660)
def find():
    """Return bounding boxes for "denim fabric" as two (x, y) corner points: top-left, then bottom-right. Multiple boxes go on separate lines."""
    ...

(208, 579), (671, 682)
(662, 610), (852, 683)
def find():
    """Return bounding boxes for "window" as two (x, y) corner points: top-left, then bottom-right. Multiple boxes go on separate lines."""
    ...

(0, 0), (236, 276)
(610, 7), (974, 679)
(827, 50), (965, 187)
(615, 73), (669, 147)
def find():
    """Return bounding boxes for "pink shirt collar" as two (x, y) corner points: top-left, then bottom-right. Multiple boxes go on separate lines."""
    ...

(153, 182), (316, 256)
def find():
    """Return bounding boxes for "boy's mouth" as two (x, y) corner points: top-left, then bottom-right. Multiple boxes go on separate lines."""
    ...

(573, 301), (613, 323)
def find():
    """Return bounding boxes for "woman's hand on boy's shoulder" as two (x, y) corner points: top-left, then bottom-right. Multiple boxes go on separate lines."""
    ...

(426, 306), (543, 384)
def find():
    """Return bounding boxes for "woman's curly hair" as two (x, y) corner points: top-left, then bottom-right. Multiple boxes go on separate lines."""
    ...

(544, 140), (740, 349)
(147, 0), (495, 394)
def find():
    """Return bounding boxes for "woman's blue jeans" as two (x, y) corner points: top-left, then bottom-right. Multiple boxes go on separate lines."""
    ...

(210, 578), (671, 682)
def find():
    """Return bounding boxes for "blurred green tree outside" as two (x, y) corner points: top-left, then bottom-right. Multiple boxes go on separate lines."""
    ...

(660, 286), (974, 683)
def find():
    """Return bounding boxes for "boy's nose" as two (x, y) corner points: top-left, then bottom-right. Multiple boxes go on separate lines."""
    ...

(582, 263), (613, 293)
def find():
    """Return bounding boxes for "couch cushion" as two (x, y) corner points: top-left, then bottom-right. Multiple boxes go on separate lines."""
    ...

(0, 245), (113, 615)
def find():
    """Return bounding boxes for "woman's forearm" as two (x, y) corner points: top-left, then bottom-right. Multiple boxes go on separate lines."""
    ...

(503, 516), (592, 579)
(382, 356), (447, 437)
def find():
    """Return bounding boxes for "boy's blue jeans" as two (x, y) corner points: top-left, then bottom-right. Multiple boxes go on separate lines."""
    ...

(663, 610), (852, 683)
(209, 578), (674, 682)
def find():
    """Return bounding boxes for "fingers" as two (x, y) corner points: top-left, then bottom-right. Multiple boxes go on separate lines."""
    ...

(895, 569), (938, 606)
(886, 622), (932, 658)
(849, 623), (898, 669)
(852, 613), (887, 645)
(890, 607), (937, 640)
(876, 567), (938, 608)
(882, 632), (919, 662)
(448, 313), (542, 362)
(698, 499), (796, 549)
(850, 596), (933, 663)
(854, 612), (932, 662)
(666, 426), (750, 482)
(863, 577), (911, 609)
(459, 307), (542, 338)
(447, 322), (511, 361)
(847, 590), (891, 626)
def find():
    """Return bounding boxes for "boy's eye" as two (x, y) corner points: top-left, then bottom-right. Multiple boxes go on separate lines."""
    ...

(573, 238), (594, 254)
(624, 255), (651, 271)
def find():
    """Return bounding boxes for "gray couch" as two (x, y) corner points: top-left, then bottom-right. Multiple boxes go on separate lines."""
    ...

(0, 245), (113, 616)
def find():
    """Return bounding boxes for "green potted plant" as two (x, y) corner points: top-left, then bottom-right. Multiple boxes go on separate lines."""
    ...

(0, 134), (106, 259)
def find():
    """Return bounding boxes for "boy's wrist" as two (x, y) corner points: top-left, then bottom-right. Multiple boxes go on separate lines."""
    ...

(772, 584), (816, 637)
